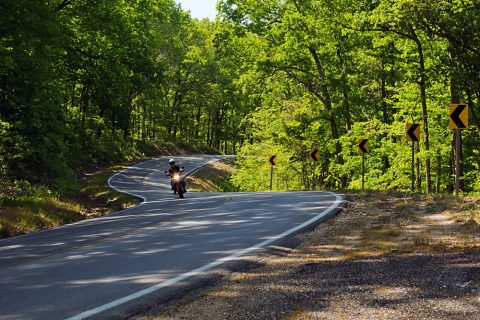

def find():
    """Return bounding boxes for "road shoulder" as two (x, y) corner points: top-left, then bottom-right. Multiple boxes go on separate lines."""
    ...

(131, 192), (480, 320)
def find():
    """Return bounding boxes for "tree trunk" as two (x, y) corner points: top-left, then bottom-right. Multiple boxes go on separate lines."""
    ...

(470, 91), (480, 133)
(448, 136), (455, 193)
(436, 149), (441, 193)
(80, 84), (89, 131)
(172, 113), (179, 142)
(413, 32), (431, 193)
(380, 60), (390, 171)
(381, 60), (388, 124)
(308, 47), (339, 139)
(337, 43), (352, 131)
(416, 142), (421, 192)
(142, 104), (147, 141)
(111, 109), (116, 136)
(308, 47), (346, 187)
(449, 45), (463, 193)
(195, 105), (202, 140)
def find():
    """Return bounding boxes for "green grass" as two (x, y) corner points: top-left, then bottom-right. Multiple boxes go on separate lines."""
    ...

(0, 164), (139, 239)
(186, 159), (238, 192)
(0, 143), (223, 239)
(78, 164), (139, 213)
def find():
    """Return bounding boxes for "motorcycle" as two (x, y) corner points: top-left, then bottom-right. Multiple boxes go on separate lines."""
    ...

(165, 168), (186, 198)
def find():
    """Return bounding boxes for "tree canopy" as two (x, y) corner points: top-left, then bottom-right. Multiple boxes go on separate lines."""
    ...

(1, 0), (479, 193)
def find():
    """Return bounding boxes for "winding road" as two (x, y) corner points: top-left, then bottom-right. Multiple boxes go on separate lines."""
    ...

(0, 155), (345, 320)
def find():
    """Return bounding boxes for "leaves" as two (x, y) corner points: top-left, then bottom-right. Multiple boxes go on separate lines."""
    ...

(1, 0), (479, 194)
(220, 0), (480, 192)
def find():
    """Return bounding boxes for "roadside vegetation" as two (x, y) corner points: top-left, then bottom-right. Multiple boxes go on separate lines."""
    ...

(320, 192), (479, 257)
(2, 0), (480, 199)
(186, 159), (238, 192)
(0, 143), (218, 239)
(0, 162), (139, 239)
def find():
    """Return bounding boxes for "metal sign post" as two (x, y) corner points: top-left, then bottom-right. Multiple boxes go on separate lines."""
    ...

(411, 142), (415, 192)
(448, 104), (468, 197)
(455, 131), (461, 197)
(358, 139), (369, 190)
(270, 166), (273, 191)
(362, 152), (365, 190)
(268, 155), (276, 191)
(406, 123), (420, 192)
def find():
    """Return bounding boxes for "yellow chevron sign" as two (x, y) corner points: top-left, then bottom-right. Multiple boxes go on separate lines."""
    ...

(358, 139), (369, 155)
(406, 123), (421, 142)
(269, 155), (277, 166)
(449, 104), (468, 129)
(310, 148), (320, 161)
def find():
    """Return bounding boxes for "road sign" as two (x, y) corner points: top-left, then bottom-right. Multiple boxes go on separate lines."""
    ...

(269, 155), (277, 166)
(449, 104), (468, 129)
(406, 123), (421, 142)
(406, 123), (420, 192)
(310, 149), (320, 161)
(358, 139), (369, 155)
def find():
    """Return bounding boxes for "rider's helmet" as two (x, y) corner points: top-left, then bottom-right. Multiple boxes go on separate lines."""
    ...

(169, 159), (175, 165)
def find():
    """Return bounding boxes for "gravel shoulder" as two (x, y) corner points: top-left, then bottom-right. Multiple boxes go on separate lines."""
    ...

(130, 190), (480, 320)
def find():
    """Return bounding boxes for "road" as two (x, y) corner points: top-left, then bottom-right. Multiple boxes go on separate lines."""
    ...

(0, 155), (344, 320)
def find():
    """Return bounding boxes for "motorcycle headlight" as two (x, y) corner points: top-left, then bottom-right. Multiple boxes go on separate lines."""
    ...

(173, 173), (180, 180)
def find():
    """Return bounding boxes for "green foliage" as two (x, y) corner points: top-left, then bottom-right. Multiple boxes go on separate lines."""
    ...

(221, 0), (480, 193)
(0, 0), (479, 196)
(0, 0), (240, 191)
(0, 163), (140, 238)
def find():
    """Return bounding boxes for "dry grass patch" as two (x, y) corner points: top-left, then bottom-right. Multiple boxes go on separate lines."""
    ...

(0, 163), (140, 238)
(307, 192), (480, 260)
(186, 159), (237, 192)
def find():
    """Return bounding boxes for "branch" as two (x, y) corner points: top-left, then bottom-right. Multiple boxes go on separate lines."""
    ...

(56, 0), (73, 11)
(66, 46), (102, 60)
(333, 17), (417, 41)
(420, 19), (480, 56)
(279, 67), (326, 105)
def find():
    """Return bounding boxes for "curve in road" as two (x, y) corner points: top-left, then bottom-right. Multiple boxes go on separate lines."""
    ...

(0, 155), (345, 320)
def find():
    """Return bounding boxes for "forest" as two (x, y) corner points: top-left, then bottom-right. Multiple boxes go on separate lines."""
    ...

(1, 0), (480, 194)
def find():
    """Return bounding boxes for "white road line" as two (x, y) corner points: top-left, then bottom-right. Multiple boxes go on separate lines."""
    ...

(106, 159), (158, 203)
(108, 155), (230, 203)
(0, 157), (214, 245)
(65, 193), (343, 320)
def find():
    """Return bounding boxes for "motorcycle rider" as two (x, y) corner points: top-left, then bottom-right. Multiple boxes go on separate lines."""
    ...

(166, 158), (187, 194)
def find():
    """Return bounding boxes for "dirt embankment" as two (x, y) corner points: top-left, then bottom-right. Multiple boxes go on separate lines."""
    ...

(132, 191), (480, 320)
(185, 159), (237, 192)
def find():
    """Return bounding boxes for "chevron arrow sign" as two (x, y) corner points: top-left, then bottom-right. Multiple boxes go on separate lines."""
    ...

(449, 104), (468, 129)
(310, 149), (320, 161)
(269, 155), (277, 166)
(406, 123), (420, 142)
(358, 139), (369, 154)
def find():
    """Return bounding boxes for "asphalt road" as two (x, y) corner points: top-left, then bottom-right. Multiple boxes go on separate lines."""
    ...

(0, 155), (344, 320)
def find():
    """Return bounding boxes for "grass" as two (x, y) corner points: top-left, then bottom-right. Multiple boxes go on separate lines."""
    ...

(78, 164), (140, 215)
(186, 159), (238, 192)
(330, 191), (480, 258)
(0, 163), (140, 239)
(0, 142), (223, 239)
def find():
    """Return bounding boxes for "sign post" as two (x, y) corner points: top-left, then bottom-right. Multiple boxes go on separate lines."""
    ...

(269, 155), (277, 191)
(358, 139), (369, 190)
(449, 104), (468, 197)
(362, 152), (365, 190)
(406, 123), (421, 192)
(309, 148), (320, 190)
